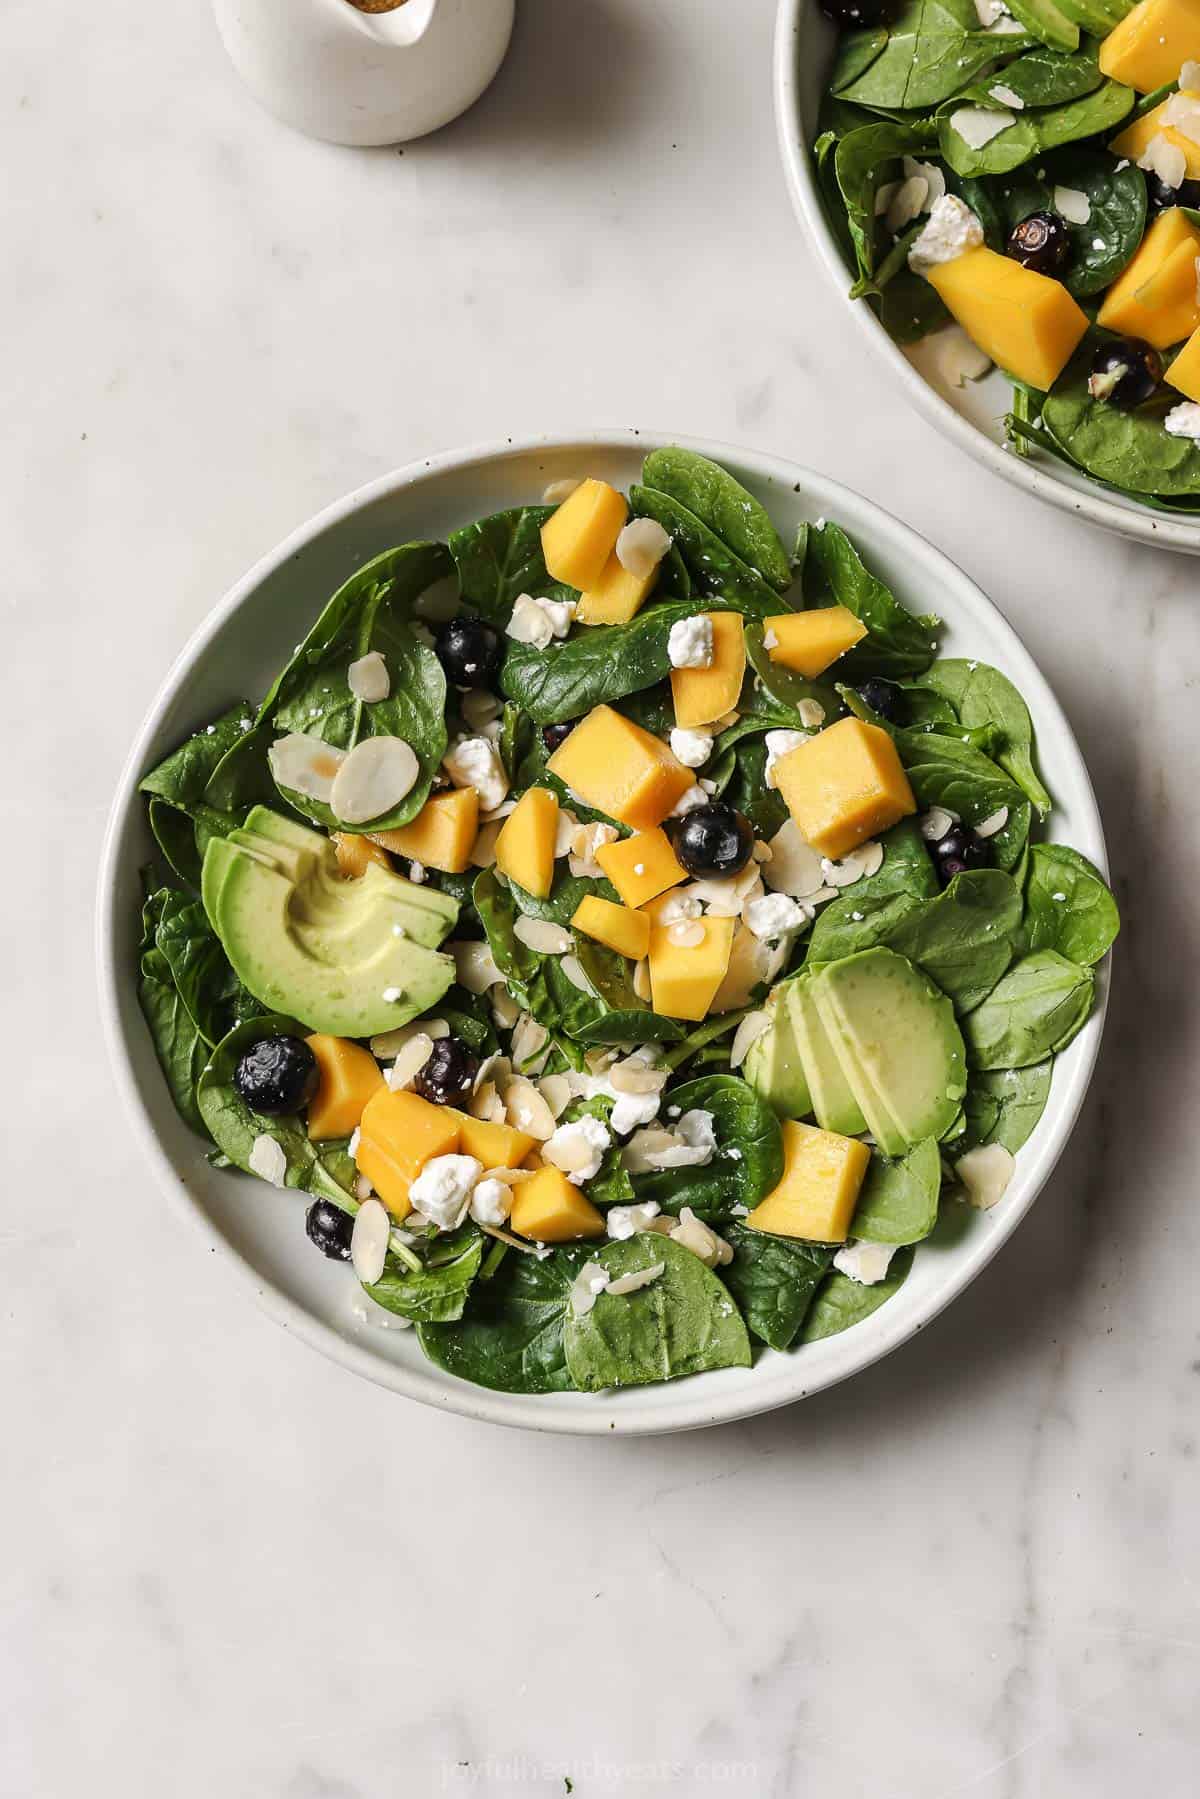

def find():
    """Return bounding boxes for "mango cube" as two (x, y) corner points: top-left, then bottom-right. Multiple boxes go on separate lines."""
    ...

(1098, 207), (1200, 346)
(747, 1119), (871, 1244)
(541, 479), (628, 591)
(578, 549), (659, 625)
(670, 611), (747, 728)
(1167, 324), (1200, 399)
(1098, 0), (1200, 93)
(494, 786), (559, 899)
(509, 1164), (606, 1242)
(547, 704), (693, 830)
(355, 1088), (460, 1220)
(764, 606), (866, 678)
(447, 1110), (537, 1171)
(773, 717), (916, 861)
(332, 834), (391, 878)
(1110, 99), (1200, 180)
(371, 787), (479, 875)
(924, 246), (1088, 390)
(595, 826), (687, 909)
(648, 911), (736, 1021)
(305, 1034), (384, 1140)
(572, 894), (651, 962)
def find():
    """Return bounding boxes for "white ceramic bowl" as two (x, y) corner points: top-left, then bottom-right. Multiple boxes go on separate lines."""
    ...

(97, 432), (1110, 1435)
(775, 0), (1200, 555)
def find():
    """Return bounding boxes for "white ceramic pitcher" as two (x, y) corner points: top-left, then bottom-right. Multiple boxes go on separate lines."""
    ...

(212, 0), (515, 147)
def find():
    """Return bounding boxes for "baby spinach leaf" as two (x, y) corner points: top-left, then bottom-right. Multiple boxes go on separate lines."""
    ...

(851, 1139), (941, 1244)
(960, 1061), (1053, 1151)
(563, 1234), (752, 1391)
(809, 522), (941, 678)
(138, 958), (210, 1137)
(627, 485), (783, 615)
(713, 737), (790, 841)
(877, 269), (951, 343)
(197, 1015), (357, 1202)
(885, 867), (1024, 1012)
(918, 658), (1051, 815)
(963, 949), (1094, 1067)
(939, 79), (1134, 179)
(154, 890), (258, 1046)
(449, 505), (574, 628)
(720, 1227), (834, 1352)
(500, 600), (695, 723)
(1023, 843), (1119, 963)
(1001, 0), (1079, 49)
(833, 0), (1030, 111)
(1039, 337), (1200, 494)
(630, 1075), (785, 1219)
(743, 622), (844, 725)
(801, 1246), (914, 1341)
(148, 798), (205, 889)
(641, 447), (793, 591)
(567, 939), (685, 1046)
(958, 43), (1100, 109)
(140, 702), (256, 811)
(367, 1222), (484, 1324)
(964, 149), (1146, 299)
(418, 1243), (593, 1394)
(806, 817), (938, 963)
(894, 726), (1031, 869)
(834, 120), (941, 282)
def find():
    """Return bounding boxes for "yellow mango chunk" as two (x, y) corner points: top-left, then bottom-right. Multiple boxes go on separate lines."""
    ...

(1167, 324), (1200, 398)
(494, 786), (559, 899)
(447, 1110), (537, 1171)
(764, 606), (867, 678)
(578, 548), (659, 625)
(305, 1034), (384, 1141)
(1098, 0), (1200, 92)
(370, 787), (479, 875)
(595, 826), (687, 909)
(1097, 207), (1200, 345)
(547, 704), (693, 830)
(509, 1164), (606, 1242)
(924, 246), (1088, 391)
(1110, 99), (1200, 179)
(572, 894), (651, 961)
(1125, 238), (1200, 347)
(541, 479), (628, 591)
(648, 911), (736, 1021)
(670, 612), (746, 729)
(332, 833), (391, 878)
(747, 1119), (870, 1244)
(774, 718), (916, 862)
(356, 1088), (460, 1220)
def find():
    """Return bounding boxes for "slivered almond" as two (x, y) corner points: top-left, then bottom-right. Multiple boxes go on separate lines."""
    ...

(538, 1074), (572, 1118)
(668, 920), (706, 948)
(470, 1081), (506, 1123)
(502, 1076), (557, 1140)
(387, 1034), (434, 1091)
(513, 916), (573, 955)
(609, 1056), (668, 1096)
(730, 1009), (771, 1070)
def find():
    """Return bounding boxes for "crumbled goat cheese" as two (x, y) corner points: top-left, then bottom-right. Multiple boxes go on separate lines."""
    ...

(833, 1241), (897, 1285)
(347, 650), (390, 704)
(606, 1200), (663, 1241)
(569, 1261), (611, 1318)
(442, 735), (509, 812)
(505, 591), (577, 648)
(798, 698), (826, 729)
(909, 195), (985, 275)
(610, 1086), (662, 1137)
(408, 1154), (483, 1230)
(670, 726), (713, 768)
(764, 728), (808, 788)
(667, 615), (714, 670)
(542, 1115), (611, 1184)
(743, 891), (806, 941)
(1164, 91), (1200, 145)
(249, 1133), (287, 1188)
(1165, 401), (1200, 439)
(470, 1177), (513, 1227)
(973, 0), (1010, 21)
(615, 517), (672, 579)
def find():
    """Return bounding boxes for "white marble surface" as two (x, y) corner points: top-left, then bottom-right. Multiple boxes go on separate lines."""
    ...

(6, 0), (1199, 1793)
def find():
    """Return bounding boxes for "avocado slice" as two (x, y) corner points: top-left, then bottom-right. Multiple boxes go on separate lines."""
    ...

(812, 949), (966, 1155)
(787, 974), (868, 1138)
(743, 984), (813, 1121)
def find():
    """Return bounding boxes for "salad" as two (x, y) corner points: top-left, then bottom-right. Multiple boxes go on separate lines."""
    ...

(812, 0), (1200, 511)
(135, 447), (1117, 1396)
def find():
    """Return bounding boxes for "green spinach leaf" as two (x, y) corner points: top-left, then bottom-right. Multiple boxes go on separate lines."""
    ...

(806, 817), (939, 963)
(917, 657), (1051, 814)
(833, 0), (1031, 111)
(138, 955), (210, 1137)
(963, 148), (1146, 299)
(720, 1227), (833, 1352)
(801, 1246), (914, 1341)
(851, 1139), (941, 1244)
(563, 1235), (752, 1390)
(960, 1061), (1053, 1151)
(627, 485), (783, 615)
(963, 949), (1094, 1067)
(154, 890), (258, 1046)
(1040, 335), (1200, 494)
(939, 80), (1134, 179)
(810, 521), (941, 678)
(630, 1075), (785, 1219)
(448, 505), (573, 628)
(894, 726), (1031, 869)
(1023, 843), (1119, 963)
(418, 1243), (593, 1393)
(641, 447), (793, 591)
(367, 1222), (483, 1324)
(885, 867), (1024, 1011)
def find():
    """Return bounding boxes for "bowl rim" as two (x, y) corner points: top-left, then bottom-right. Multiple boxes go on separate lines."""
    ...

(96, 428), (1110, 1436)
(772, 0), (1200, 556)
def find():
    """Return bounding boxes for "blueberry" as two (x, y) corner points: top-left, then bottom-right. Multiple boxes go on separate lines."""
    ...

(1006, 211), (1071, 277)
(435, 617), (502, 689)
(1146, 173), (1200, 213)
(818, 0), (889, 23)
(670, 802), (754, 878)
(932, 825), (990, 888)
(542, 721), (577, 753)
(233, 1036), (319, 1116)
(857, 678), (906, 724)
(413, 1035), (479, 1106)
(305, 1198), (355, 1261)
(939, 855), (968, 881)
(1087, 337), (1162, 410)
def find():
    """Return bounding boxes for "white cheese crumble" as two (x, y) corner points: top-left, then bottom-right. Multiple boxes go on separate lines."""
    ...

(347, 650), (390, 704)
(909, 194), (985, 272)
(469, 1177), (513, 1227)
(1182, 59), (1200, 96)
(1165, 401), (1200, 439)
(610, 1087), (662, 1137)
(973, 0), (1010, 21)
(506, 591), (577, 648)
(442, 735), (509, 812)
(606, 1200), (663, 1241)
(764, 728), (808, 789)
(743, 891), (806, 941)
(569, 1261), (611, 1319)
(833, 1241), (897, 1286)
(1164, 91), (1200, 146)
(249, 1133), (287, 1188)
(1138, 134), (1186, 190)
(669, 725), (713, 768)
(615, 517), (672, 579)
(542, 1115), (611, 1184)
(798, 698), (826, 729)
(408, 1154), (483, 1230)
(667, 614), (714, 670)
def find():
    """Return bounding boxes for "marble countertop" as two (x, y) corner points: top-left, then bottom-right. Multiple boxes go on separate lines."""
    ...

(7, 0), (1199, 1793)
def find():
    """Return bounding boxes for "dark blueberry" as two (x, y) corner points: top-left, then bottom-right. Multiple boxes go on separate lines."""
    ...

(233, 1035), (319, 1116)
(939, 856), (967, 881)
(414, 1035), (479, 1106)
(542, 720), (577, 754)
(818, 0), (889, 24)
(435, 616), (502, 689)
(1145, 173), (1200, 213)
(305, 1198), (354, 1262)
(1006, 211), (1071, 277)
(670, 802), (755, 879)
(857, 678), (906, 724)
(1087, 337), (1162, 410)
(932, 825), (990, 887)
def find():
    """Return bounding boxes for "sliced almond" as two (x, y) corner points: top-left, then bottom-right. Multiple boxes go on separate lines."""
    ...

(452, 940), (504, 994)
(730, 1009), (771, 1071)
(370, 1017), (449, 1059)
(461, 688), (502, 734)
(513, 916), (573, 955)
(956, 1143), (1015, 1210)
(510, 1013), (550, 1070)
(350, 1198), (390, 1285)
(491, 987), (521, 1030)
(609, 1056), (668, 1097)
(667, 919), (706, 948)
(632, 959), (651, 1002)
(975, 806), (1009, 839)
(268, 732), (346, 804)
(386, 1034), (434, 1091)
(331, 735), (420, 826)
(469, 820), (503, 868)
(537, 1074), (572, 1118)
(502, 1076), (557, 1141)
(559, 953), (594, 994)
(470, 1081), (506, 1123)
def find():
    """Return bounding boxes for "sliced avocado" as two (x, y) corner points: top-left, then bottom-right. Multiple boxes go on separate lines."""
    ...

(787, 974), (867, 1138)
(812, 949), (966, 1155)
(743, 984), (813, 1120)
(1001, 0), (1079, 50)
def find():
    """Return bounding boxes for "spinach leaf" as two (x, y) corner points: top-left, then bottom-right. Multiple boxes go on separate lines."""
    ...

(833, 0), (1031, 111)
(963, 149), (1145, 299)
(939, 80), (1134, 179)
(563, 1235), (752, 1390)
(801, 1246), (914, 1341)
(810, 522), (941, 678)
(851, 1139), (941, 1244)
(1038, 336), (1200, 495)
(1023, 843), (1119, 964)
(894, 726), (1031, 869)
(366, 1222), (483, 1324)
(627, 485), (783, 615)
(963, 949), (1094, 1067)
(140, 701), (256, 811)
(959, 43), (1100, 109)
(885, 867), (1024, 1012)
(917, 658), (1051, 815)
(472, 868), (562, 1036)
(720, 1227), (833, 1352)
(418, 1243), (593, 1394)
(641, 447), (793, 591)
(138, 953), (210, 1137)
(806, 817), (938, 963)
(448, 505), (573, 628)
(147, 797), (205, 889)
(154, 890), (258, 1045)
(568, 938), (684, 1046)
(960, 1061), (1053, 1152)
(711, 736), (790, 841)
(500, 601), (696, 723)
(877, 269), (952, 343)
(197, 1015), (357, 1202)
(834, 120), (941, 282)
(630, 1075), (785, 1219)
(743, 622), (843, 725)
